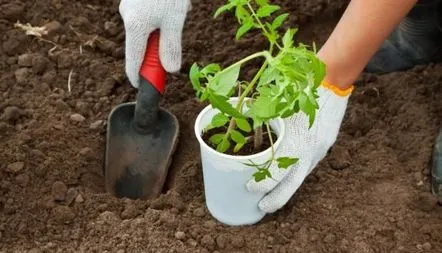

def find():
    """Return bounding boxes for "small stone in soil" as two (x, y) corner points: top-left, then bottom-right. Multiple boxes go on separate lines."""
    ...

(200, 234), (215, 250)
(422, 242), (432, 250)
(44, 21), (62, 36)
(15, 173), (29, 187)
(7, 162), (24, 173)
(14, 68), (30, 84)
(216, 234), (229, 249)
(1, 106), (24, 122)
(75, 194), (84, 203)
(104, 21), (119, 36)
(52, 206), (75, 224)
(70, 113), (85, 122)
(18, 54), (33, 66)
(90, 120), (104, 129)
(328, 145), (351, 170)
(32, 54), (50, 74)
(231, 236), (245, 248)
(193, 207), (205, 217)
(79, 147), (93, 156)
(65, 188), (79, 205)
(175, 231), (186, 240)
(324, 233), (336, 243)
(51, 181), (68, 201)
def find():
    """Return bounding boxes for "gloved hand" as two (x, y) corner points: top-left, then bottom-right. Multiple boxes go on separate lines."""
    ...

(246, 81), (354, 213)
(119, 0), (191, 88)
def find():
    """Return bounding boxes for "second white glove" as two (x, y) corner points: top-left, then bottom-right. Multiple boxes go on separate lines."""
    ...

(119, 0), (191, 88)
(246, 82), (353, 213)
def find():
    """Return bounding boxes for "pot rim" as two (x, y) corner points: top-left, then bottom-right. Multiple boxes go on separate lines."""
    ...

(194, 97), (286, 161)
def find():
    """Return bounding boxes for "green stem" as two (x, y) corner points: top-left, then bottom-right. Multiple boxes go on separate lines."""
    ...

(215, 51), (268, 79)
(265, 123), (275, 158)
(247, 1), (283, 49)
(236, 44), (274, 111)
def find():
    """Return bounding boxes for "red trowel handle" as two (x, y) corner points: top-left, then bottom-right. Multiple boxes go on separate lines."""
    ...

(139, 30), (167, 95)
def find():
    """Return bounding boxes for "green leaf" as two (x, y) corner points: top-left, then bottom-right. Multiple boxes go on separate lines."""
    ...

(233, 143), (245, 153)
(207, 92), (245, 119)
(211, 65), (241, 96)
(214, 3), (235, 18)
(201, 63), (221, 76)
(209, 134), (225, 145)
(235, 118), (251, 132)
(236, 21), (254, 40)
(189, 63), (201, 93)
(217, 138), (231, 153)
(230, 130), (246, 144)
(253, 169), (272, 182)
(250, 95), (278, 119)
(211, 113), (229, 127)
(255, 0), (269, 6)
(282, 28), (297, 48)
(258, 66), (277, 86)
(235, 5), (250, 23)
(256, 5), (280, 18)
(272, 13), (289, 29)
(277, 157), (299, 169)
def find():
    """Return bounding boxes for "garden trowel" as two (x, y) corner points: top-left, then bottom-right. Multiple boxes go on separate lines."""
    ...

(104, 30), (179, 200)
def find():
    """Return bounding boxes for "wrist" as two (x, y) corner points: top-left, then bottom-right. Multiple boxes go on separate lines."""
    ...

(320, 80), (354, 97)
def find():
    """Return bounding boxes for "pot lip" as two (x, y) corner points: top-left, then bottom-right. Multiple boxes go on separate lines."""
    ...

(194, 97), (286, 161)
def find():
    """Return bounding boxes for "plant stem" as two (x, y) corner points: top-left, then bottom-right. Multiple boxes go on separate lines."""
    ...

(235, 43), (274, 112)
(254, 126), (263, 151)
(265, 123), (275, 158)
(247, 1), (282, 49)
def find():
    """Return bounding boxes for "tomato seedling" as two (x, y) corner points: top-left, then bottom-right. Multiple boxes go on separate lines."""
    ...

(190, 0), (325, 182)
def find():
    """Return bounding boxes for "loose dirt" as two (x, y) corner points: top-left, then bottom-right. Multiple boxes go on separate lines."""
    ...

(1, 0), (441, 252)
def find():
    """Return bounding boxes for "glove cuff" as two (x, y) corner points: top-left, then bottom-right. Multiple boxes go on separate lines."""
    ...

(321, 80), (354, 97)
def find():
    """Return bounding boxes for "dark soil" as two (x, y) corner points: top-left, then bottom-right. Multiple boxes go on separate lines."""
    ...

(1, 0), (441, 252)
(201, 119), (278, 156)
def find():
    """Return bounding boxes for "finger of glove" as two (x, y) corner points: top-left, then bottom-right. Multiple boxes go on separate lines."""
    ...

(159, 12), (186, 73)
(246, 159), (294, 193)
(258, 158), (312, 213)
(124, 26), (156, 88)
(246, 114), (311, 193)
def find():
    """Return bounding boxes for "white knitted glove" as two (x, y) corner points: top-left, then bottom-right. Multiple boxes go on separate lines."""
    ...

(119, 0), (191, 88)
(246, 82), (353, 213)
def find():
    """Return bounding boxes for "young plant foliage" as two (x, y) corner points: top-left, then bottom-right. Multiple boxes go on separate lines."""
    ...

(190, 0), (326, 182)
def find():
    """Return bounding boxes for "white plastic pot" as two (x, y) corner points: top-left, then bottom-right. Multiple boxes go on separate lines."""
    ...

(194, 97), (285, 226)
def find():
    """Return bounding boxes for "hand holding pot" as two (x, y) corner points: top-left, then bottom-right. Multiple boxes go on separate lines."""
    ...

(246, 82), (354, 213)
(119, 0), (191, 88)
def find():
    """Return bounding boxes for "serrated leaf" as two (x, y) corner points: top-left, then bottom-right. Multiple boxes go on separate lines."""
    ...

(230, 129), (246, 144)
(256, 5), (280, 18)
(277, 157), (299, 169)
(208, 92), (245, 119)
(211, 113), (229, 127)
(272, 13), (289, 29)
(217, 138), (231, 153)
(282, 28), (297, 48)
(235, 5), (250, 23)
(236, 21), (254, 40)
(214, 3), (235, 18)
(209, 134), (225, 145)
(235, 118), (251, 132)
(253, 169), (272, 182)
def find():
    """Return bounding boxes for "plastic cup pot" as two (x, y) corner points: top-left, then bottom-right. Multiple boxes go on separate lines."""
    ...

(194, 97), (285, 226)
